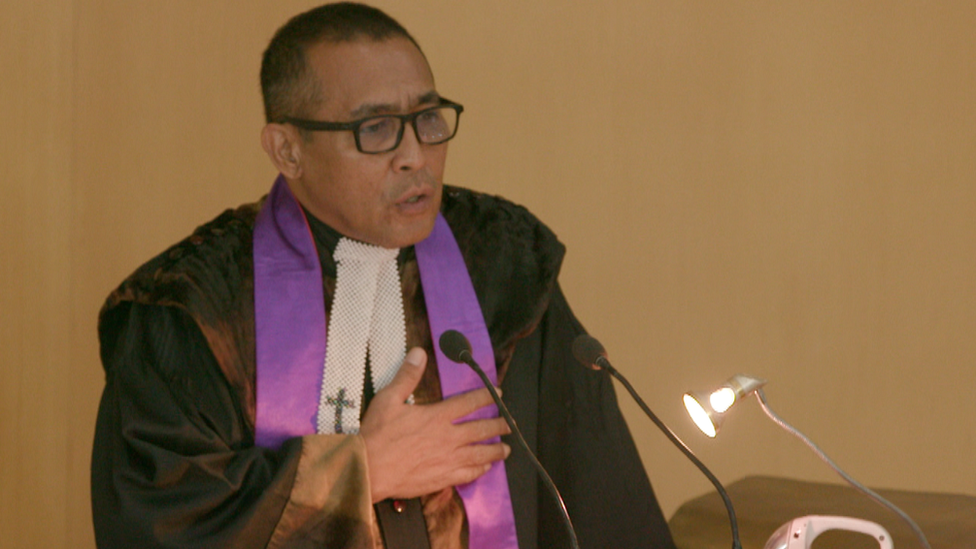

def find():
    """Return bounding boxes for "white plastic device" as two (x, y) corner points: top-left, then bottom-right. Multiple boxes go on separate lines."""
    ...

(764, 515), (894, 549)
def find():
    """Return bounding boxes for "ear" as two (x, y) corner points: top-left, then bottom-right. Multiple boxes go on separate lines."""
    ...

(261, 123), (304, 179)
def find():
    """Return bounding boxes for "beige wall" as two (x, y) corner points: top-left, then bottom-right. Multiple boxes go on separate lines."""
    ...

(2, 1), (973, 547)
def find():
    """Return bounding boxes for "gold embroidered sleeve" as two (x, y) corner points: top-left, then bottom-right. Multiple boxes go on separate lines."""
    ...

(268, 435), (379, 549)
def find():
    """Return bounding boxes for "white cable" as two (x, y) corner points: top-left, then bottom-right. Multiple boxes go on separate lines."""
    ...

(754, 389), (931, 549)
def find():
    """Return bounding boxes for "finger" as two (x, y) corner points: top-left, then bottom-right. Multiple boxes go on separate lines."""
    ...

(440, 463), (494, 490)
(456, 441), (512, 468)
(378, 347), (426, 402)
(454, 417), (511, 445)
(439, 444), (511, 488)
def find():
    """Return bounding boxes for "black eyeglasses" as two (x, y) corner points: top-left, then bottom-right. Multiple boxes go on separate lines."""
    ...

(279, 98), (464, 154)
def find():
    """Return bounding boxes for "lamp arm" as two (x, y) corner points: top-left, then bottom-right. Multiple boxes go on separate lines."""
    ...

(753, 389), (931, 549)
(605, 365), (742, 549)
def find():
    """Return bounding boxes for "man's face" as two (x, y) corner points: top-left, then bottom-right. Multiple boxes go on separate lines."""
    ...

(286, 37), (447, 249)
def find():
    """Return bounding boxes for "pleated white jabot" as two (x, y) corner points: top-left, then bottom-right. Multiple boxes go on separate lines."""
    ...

(316, 238), (407, 435)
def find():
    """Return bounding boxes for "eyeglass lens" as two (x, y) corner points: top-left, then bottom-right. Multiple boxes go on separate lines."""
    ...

(357, 106), (458, 153)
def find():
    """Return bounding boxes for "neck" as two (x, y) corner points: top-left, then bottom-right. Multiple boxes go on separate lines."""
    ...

(302, 205), (410, 278)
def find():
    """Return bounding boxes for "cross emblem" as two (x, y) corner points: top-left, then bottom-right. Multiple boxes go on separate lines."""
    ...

(324, 388), (356, 434)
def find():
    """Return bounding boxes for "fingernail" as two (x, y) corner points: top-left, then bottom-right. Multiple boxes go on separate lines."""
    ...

(404, 347), (426, 367)
(503, 444), (511, 458)
(494, 387), (502, 397)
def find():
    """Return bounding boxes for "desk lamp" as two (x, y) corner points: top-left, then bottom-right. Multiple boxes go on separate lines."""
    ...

(683, 375), (931, 549)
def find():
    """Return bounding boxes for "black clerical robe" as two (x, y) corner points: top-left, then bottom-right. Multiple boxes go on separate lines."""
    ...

(92, 185), (677, 549)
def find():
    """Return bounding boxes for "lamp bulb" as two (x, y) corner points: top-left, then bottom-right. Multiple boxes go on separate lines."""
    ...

(684, 394), (717, 438)
(710, 387), (736, 413)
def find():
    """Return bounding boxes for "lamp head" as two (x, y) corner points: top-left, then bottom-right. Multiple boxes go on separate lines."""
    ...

(683, 374), (767, 437)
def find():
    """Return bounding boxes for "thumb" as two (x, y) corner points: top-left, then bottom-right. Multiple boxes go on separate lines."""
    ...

(381, 347), (427, 402)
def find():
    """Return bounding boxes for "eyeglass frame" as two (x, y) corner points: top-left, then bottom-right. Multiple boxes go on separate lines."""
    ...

(277, 98), (464, 154)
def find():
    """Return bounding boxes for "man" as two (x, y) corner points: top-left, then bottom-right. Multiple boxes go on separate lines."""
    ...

(91, 3), (677, 548)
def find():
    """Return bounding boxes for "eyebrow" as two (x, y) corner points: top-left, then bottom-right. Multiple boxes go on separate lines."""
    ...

(349, 91), (441, 119)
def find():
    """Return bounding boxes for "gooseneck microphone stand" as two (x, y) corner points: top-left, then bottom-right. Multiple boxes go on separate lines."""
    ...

(572, 334), (742, 549)
(439, 329), (581, 549)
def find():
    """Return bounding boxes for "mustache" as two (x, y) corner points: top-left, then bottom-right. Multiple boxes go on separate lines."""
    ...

(394, 170), (442, 195)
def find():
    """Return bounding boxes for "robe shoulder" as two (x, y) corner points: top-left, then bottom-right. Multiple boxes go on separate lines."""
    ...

(441, 185), (566, 352)
(97, 200), (262, 424)
(99, 200), (260, 337)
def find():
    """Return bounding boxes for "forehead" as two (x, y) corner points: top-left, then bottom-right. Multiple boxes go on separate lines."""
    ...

(305, 37), (436, 118)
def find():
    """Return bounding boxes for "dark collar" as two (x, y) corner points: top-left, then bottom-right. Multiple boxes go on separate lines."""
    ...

(302, 206), (411, 279)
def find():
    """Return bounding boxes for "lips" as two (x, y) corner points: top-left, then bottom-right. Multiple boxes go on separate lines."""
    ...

(394, 186), (434, 215)
(394, 175), (439, 208)
(396, 187), (428, 204)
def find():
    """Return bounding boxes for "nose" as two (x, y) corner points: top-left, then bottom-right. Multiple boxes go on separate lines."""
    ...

(391, 121), (426, 172)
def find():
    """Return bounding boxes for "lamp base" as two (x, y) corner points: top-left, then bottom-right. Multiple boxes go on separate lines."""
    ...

(669, 475), (976, 549)
(764, 515), (892, 549)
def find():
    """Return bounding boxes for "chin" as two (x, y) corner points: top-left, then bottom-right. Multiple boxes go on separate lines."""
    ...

(389, 217), (438, 249)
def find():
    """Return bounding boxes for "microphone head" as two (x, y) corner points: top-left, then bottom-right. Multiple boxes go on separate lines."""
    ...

(571, 334), (607, 371)
(439, 329), (473, 364)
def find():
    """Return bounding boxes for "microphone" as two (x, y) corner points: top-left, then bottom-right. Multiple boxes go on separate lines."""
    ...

(439, 330), (580, 549)
(438, 329), (475, 366)
(571, 334), (743, 549)
(570, 334), (611, 371)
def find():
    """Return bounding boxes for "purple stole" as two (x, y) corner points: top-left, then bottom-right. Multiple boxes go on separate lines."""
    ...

(253, 176), (518, 549)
